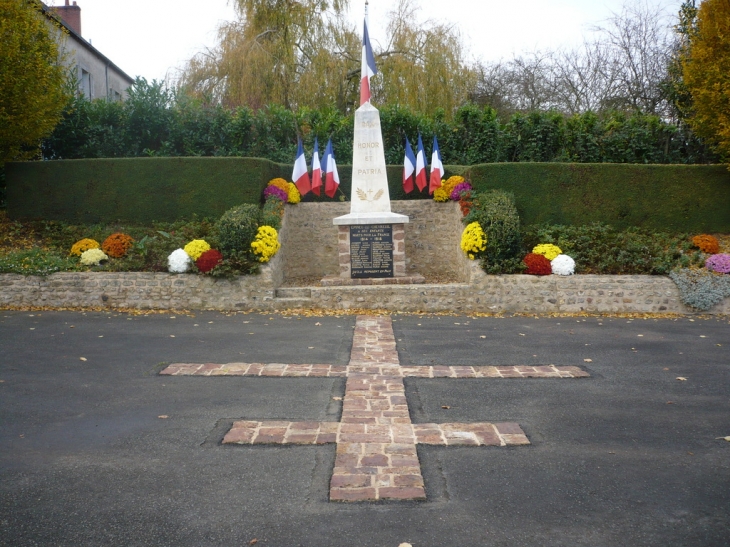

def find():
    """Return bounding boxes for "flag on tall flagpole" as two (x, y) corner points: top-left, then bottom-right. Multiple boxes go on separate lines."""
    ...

(292, 136), (310, 195)
(403, 136), (416, 194)
(429, 135), (443, 195)
(415, 133), (427, 192)
(359, 4), (377, 106)
(323, 139), (340, 198)
(311, 136), (322, 196)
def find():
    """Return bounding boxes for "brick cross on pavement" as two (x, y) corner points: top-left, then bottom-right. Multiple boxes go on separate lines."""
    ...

(160, 315), (589, 502)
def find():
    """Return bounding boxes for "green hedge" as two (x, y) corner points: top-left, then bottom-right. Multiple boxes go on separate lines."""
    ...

(467, 163), (730, 232)
(6, 158), (730, 232)
(5, 157), (283, 223)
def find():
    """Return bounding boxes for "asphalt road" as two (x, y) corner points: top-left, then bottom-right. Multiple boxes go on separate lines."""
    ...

(1, 310), (729, 547)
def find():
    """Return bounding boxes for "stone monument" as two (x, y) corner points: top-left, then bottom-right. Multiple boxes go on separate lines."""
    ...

(327, 103), (424, 285)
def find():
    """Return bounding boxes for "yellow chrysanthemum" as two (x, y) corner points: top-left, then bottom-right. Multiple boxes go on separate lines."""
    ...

(460, 222), (487, 259)
(183, 239), (211, 261)
(433, 175), (465, 202)
(287, 182), (301, 204)
(433, 185), (451, 202)
(532, 243), (562, 261)
(251, 226), (280, 263)
(70, 238), (100, 256)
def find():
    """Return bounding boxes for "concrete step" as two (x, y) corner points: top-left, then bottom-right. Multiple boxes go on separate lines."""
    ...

(275, 287), (312, 299)
(272, 297), (314, 309)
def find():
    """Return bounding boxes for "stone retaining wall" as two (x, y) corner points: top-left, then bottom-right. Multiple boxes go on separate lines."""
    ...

(1, 264), (727, 314)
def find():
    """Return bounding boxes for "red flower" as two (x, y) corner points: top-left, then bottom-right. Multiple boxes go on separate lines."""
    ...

(524, 253), (552, 275)
(196, 249), (223, 273)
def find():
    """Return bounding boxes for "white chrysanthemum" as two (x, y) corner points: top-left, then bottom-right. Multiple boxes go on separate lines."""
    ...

(80, 248), (108, 266)
(551, 254), (575, 276)
(168, 248), (191, 273)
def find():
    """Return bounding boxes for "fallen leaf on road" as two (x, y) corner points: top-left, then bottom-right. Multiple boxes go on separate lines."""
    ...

(332, 397), (342, 401)
(441, 405), (451, 409)
(667, 401), (674, 404)
(715, 436), (730, 442)
(479, 335), (486, 339)
(158, 415), (169, 419)
(583, 358), (593, 363)
(79, 357), (87, 361)
(717, 344), (722, 347)
(170, 335), (175, 338)
(700, 335), (706, 338)
(308, 347), (314, 349)
(249, 539), (258, 545)
(676, 377), (687, 381)
(637, 334), (643, 337)
(519, 333), (526, 336)
(663, 368), (669, 371)
(315, 322), (322, 326)
(399, 544), (413, 547)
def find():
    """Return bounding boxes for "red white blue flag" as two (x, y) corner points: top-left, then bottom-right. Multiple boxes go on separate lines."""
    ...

(311, 136), (322, 196)
(360, 15), (377, 106)
(403, 136), (416, 193)
(415, 133), (427, 192)
(292, 136), (310, 195)
(429, 135), (443, 195)
(323, 138), (340, 198)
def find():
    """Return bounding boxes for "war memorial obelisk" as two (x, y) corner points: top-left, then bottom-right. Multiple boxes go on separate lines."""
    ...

(329, 3), (423, 285)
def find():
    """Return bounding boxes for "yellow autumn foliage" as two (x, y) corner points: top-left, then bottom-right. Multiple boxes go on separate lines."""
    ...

(0, 0), (69, 163)
(682, 0), (730, 162)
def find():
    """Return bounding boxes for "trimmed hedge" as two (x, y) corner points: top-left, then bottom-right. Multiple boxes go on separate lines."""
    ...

(6, 157), (282, 223)
(6, 158), (730, 232)
(466, 163), (730, 232)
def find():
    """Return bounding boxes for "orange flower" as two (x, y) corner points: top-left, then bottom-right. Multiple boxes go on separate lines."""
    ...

(692, 234), (719, 254)
(102, 233), (134, 258)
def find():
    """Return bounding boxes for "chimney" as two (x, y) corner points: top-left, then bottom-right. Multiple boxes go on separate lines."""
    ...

(53, 0), (82, 36)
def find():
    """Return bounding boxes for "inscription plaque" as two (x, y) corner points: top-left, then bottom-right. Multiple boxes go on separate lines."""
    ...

(350, 224), (394, 278)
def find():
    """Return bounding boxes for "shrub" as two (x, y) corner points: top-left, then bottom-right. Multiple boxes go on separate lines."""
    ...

(80, 248), (108, 266)
(0, 248), (77, 276)
(183, 239), (210, 261)
(168, 248), (191, 273)
(464, 190), (522, 273)
(196, 248), (223, 273)
(262, 198), (284, 230)
(70, 238), (100, 256)
(460, 222), (487, 259)
(251, 226), (280, 263)
(216, 204), (261, 256)
(287, 182), (301, 204)
(705, 253), (730, 273)
(551, 254), (576, 275)
(692, 234), (720, 254)
(533, 243), (562, 261)
(524, 253), (552, 275)
(670, 268), (730, 311)
(264, 185), (288, 202)
(102, 233), (134, 258)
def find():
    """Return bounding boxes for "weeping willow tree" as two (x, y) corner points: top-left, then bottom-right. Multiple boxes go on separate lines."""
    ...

(177, 0), (359, 111)
(177, 0), (475, 116)
(373, 0), (476, 116)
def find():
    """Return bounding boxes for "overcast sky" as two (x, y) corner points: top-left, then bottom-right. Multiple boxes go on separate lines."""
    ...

(45, 0), (684, 82)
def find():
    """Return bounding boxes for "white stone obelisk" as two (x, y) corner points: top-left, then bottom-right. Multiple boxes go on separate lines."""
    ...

(333, 103), (408, 225)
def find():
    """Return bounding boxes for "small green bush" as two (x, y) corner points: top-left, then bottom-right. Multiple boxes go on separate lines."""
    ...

(216, 204), (261, 256)
(262, 199), (285, 230)
(464, 190), (523, 274)
(0, 248), (78, 276)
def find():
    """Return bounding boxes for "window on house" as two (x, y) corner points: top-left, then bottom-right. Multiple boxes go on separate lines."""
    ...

(80, 69), (92, 99)
(110, 90), (122, 102)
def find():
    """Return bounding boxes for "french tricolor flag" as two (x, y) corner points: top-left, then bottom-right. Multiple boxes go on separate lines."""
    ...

(360, 12), (377, 106)
(311, 136), (322, 196)
(415, 133), (427, 192)
(403, 136), (416, 194)
(323, 138), (340, 198)
(292, 136), (310, 196)
(429, 135), (443, 195)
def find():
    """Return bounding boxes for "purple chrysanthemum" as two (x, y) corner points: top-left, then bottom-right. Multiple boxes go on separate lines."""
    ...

(263, 185), (288, 202)
(450, 182), (472, 201)
(705, 253), (730, 274)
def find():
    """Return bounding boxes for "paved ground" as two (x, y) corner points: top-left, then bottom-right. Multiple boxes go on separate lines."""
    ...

(0, 310), (729, 546)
